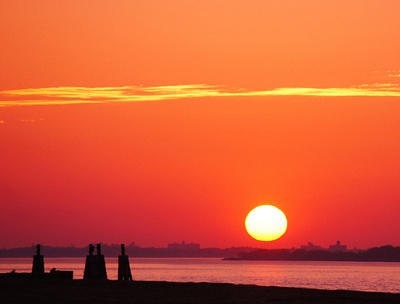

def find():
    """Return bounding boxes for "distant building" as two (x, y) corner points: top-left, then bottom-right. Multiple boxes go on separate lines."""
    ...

(168, 241), (200, 250)
(126, 242), (139, 248)
(328, 241), (347, 252)
(300, 242), (323, 251)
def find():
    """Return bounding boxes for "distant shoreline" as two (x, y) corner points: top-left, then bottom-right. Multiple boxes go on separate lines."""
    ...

(224, 245), (400, 262)
(2, 245), (400, 261)
(0, 279), (399, 303)
(223, 257), (400, 262)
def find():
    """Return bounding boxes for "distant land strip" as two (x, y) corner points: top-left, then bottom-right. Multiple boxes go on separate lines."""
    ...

(2, 244), (400, 262)
(224, 245), (400, 262)
(0, 244), (256, 258)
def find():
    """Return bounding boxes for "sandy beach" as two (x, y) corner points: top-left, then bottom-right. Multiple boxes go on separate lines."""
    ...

(1, 279), (400, 303)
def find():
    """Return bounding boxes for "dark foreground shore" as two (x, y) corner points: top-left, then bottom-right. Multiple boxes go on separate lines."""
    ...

(1, 278), (399, 304)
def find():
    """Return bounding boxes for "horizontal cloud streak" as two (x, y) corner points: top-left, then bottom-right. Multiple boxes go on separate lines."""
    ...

(1, 83), (400, 107)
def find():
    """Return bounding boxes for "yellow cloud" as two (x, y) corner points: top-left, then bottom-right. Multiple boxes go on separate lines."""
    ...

(1, 83), (400, 107)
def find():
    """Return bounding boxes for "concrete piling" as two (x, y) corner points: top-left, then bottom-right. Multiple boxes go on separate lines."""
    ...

(32, 244), (44, 274)
(83, 244), (108, 280)
(118, 244), (133, 281)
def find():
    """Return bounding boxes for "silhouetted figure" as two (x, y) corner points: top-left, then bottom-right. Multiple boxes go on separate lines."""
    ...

(83, 244), (108, 280)
(118, 244), (133, 281)
(32, 244), (44, 274)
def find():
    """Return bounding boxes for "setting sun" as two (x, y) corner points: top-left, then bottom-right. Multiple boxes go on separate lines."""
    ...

(245, 205), (288, 242)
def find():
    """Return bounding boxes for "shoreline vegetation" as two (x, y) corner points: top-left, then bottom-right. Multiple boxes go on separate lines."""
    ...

(224, 245), (400, 262)
(0, 279), (399, 304)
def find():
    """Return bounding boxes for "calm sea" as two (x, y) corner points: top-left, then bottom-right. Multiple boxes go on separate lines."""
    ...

(1, 257), (399, 293)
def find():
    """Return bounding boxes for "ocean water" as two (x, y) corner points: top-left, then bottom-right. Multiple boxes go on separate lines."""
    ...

(1, 257), (400, 293)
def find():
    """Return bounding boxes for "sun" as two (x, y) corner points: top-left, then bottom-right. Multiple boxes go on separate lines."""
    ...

(245, 205), (287, 241)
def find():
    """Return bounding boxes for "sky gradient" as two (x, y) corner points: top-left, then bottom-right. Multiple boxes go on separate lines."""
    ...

(1, 1), (400, 249)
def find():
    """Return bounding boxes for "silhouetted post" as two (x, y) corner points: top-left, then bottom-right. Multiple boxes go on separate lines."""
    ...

(96, 243), (108, 280)
(84, 243), (108, 280)
(83, 244), (96, 279)
(32, 244), (45, 274)
(118, 244), (133, 281)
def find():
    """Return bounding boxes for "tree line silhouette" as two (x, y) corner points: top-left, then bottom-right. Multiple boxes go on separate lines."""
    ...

(226, 245), (400, 262)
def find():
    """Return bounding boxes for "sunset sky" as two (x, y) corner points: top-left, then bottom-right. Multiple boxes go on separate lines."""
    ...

(1, 1), (400, 250)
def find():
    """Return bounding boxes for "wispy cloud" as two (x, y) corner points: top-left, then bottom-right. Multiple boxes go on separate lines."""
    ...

(1, 83), (400, 107)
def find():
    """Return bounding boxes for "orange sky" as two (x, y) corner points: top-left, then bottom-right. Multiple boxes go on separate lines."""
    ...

(1, 1), (400, 249)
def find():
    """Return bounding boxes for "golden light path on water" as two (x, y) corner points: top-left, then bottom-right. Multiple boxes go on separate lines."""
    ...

(1, 83), (400, 107)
